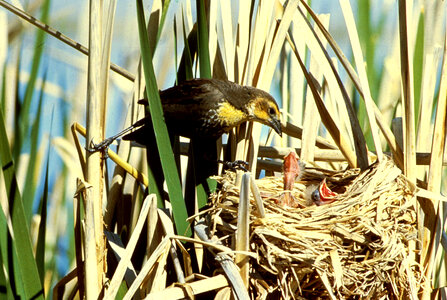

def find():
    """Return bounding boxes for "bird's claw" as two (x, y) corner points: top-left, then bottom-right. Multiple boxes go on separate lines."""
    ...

(88, 138), (113, 152)
(219, 160), (249, 172)
(86, 138), (115, 159)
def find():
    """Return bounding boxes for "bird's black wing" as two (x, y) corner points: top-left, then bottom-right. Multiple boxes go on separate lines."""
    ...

(123, 79), (225, 143)
(160, 79), (225, 138)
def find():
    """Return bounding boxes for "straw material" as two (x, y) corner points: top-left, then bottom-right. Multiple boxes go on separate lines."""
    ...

(209, 157), (422, 298)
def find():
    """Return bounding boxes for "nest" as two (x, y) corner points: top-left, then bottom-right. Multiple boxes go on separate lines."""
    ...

(208, 157), (422, 299)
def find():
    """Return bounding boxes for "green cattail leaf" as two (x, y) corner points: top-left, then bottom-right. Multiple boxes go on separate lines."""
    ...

(136, 0), (190, 237)
(196, 0), (211, 79)
(0, 106), (44, 299)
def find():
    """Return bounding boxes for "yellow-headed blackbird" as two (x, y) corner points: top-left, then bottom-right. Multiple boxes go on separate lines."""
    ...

(92, 78), (282, 193)
(121, 78), (282, 143)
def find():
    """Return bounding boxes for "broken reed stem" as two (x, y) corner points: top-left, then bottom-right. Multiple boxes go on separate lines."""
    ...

(82, 180), (98, 298)
(250, 173), (266, 218)
(104, 195), (154, 299)
(398, 0), (417, 182)
(235, 173), (250, 287)
(145, 274), (229, 300)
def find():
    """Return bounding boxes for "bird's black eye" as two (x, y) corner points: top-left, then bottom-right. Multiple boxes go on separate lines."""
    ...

(268, 107), (276, 115)
(311, 189), (320, 201)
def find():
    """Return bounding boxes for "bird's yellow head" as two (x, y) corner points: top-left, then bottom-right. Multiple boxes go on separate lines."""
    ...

(247, 95), (282, 136)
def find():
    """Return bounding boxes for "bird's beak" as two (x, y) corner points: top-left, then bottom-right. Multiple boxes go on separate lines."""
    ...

(269, 117), (282, 137)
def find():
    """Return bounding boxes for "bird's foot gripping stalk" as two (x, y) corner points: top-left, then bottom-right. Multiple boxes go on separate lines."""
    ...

(88, 137), (115, 152)
(218, 160), (249, 172)
(86, 138), (115, 158)
(86, 118), (146, 157)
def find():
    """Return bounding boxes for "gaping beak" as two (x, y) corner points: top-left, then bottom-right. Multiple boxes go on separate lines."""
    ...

(269, 117), (282, 137)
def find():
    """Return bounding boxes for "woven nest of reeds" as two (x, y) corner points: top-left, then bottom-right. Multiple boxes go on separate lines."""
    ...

(208, 156), (423, 299)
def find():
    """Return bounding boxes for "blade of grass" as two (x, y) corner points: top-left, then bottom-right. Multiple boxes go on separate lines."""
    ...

(136, 0), (190, 236)
(397, 1), (426, 296)
(196, 0), (211, 79)
(35, 104), (54, 289)
(0, 105), (44, 299)
(23, 70), (47, 224)
(194, 0), (215, 212)
(356, 0), (371, 125)
(357, 0), (376, 93)
(19, 0), (50, 168)
(158, 208), (185, 285)
(52, 268), (77, 299)
(73, 180), (85, 298)
(12, 50), (22, 163)
(0, 193), (14, 299)
(177, 12), (195, 82)
(145, 4), (174, 203)
(427, 22), (447, 200)
(35, 126), (50, 285)
(156, 0), (172, 46)
(1, 65), (5, 115)
(412, 13), (424, 132)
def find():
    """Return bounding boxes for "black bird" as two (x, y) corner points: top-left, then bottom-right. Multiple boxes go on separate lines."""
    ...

(121, 78), (282, 143)
(92, 78), (282, 198)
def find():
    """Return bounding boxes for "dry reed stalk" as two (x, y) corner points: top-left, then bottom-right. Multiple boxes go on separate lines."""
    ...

(299, 0), (405, 169)
(123, 236), (171, 300)
(294, 3), (369, 170)
(84, 0), (102, 291)
(300, 14), (329, 163)
(422, 28), (447, 293)
(339, 0), (383, 162)
(209, 157), (422, 298)
(84, 0), (112, 295)
(104, 195), (154, 299)
(0, 0), (134, 81)
(145, 274), (229, 299)
(398, 0), (417, 183)
(235, 173), (251, 287)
